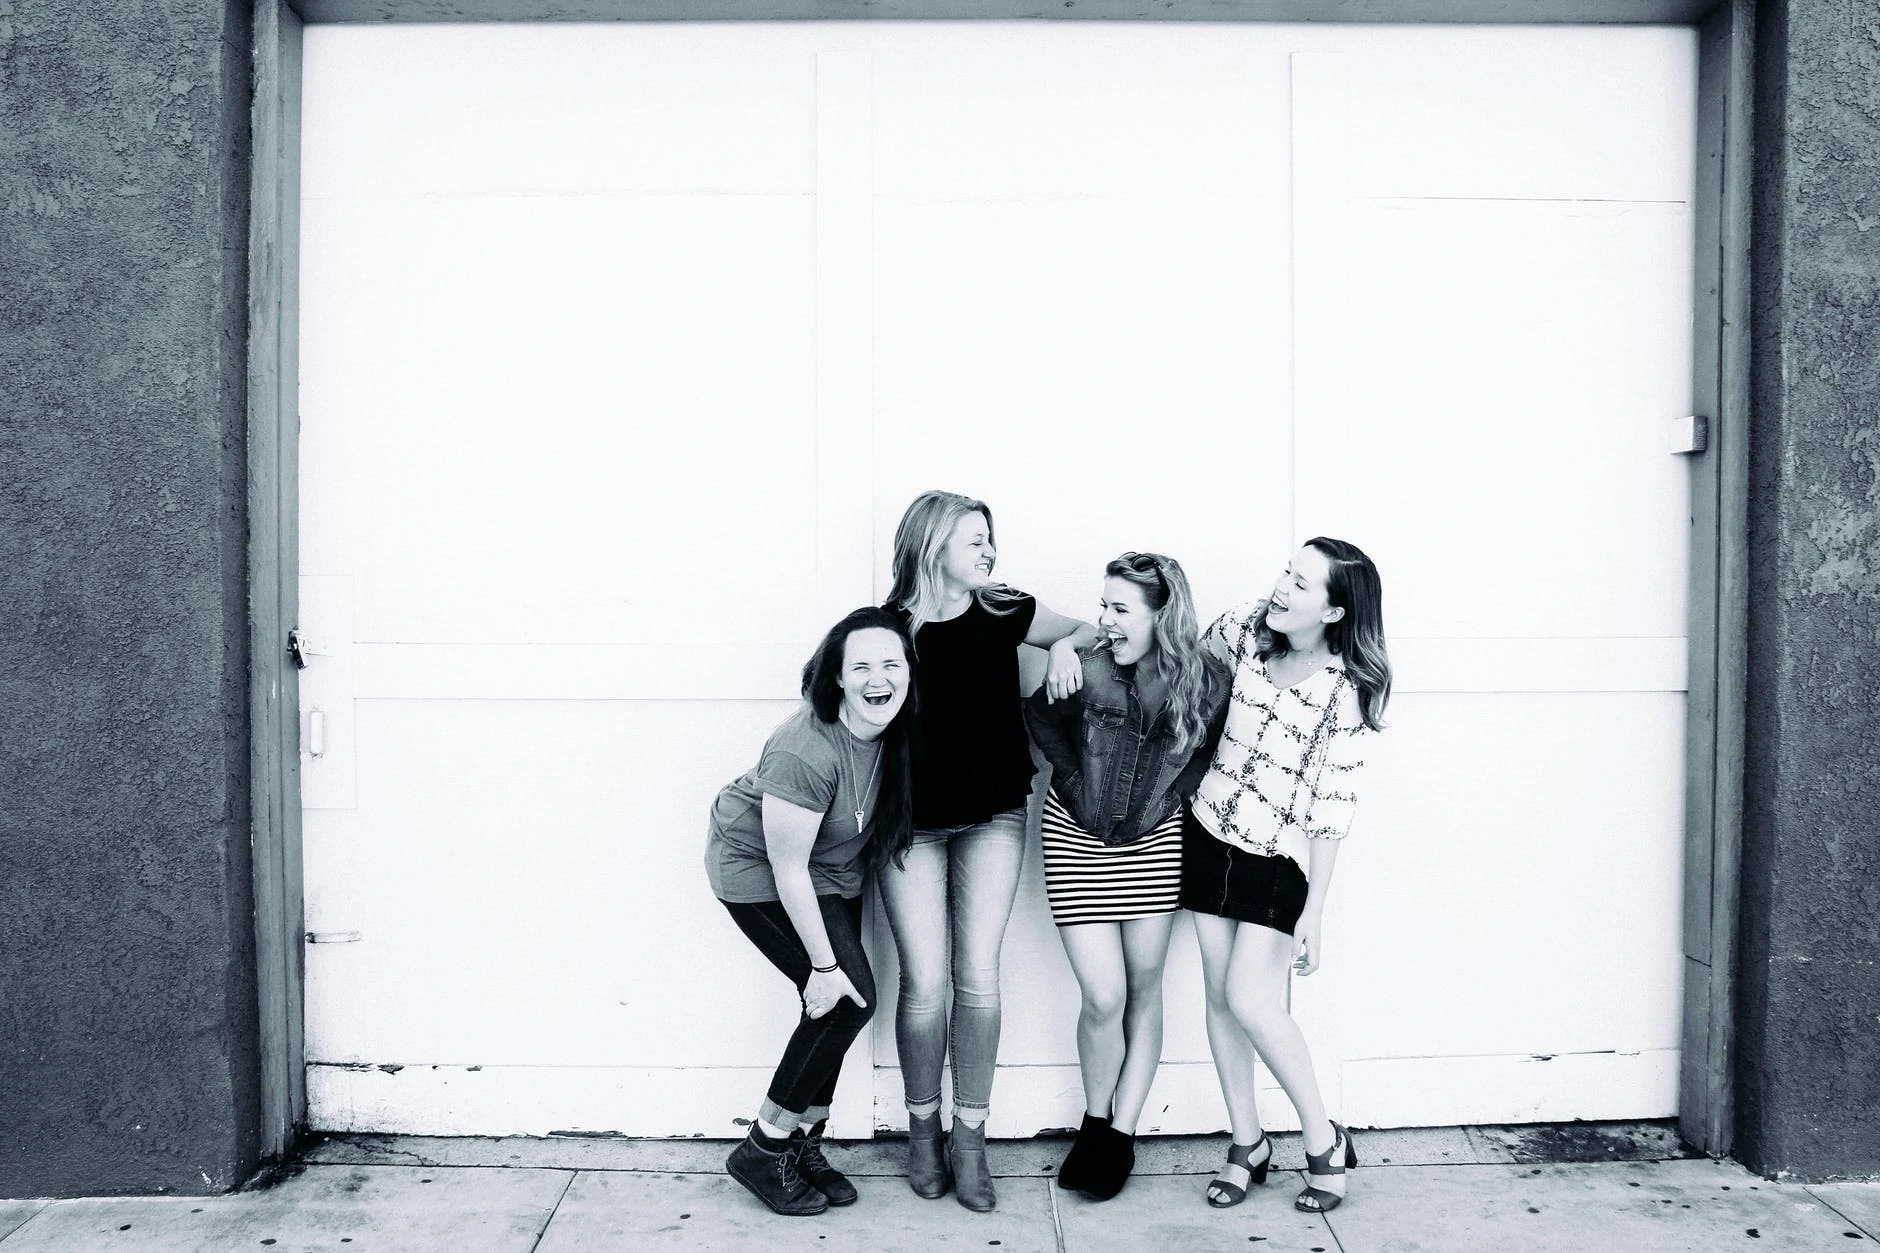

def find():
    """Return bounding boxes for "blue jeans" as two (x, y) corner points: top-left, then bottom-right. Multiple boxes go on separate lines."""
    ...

(876, 808), (1028, 1116)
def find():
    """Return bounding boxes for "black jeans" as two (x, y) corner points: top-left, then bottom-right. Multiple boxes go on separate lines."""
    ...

(721, 892), (876, 1126)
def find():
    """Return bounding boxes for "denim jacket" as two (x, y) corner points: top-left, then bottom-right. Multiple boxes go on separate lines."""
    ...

(1024, 647), (1233, 846)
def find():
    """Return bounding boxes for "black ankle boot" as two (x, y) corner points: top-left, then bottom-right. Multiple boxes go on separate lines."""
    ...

(726, 1125), (828, 1216)
(1055, 1112), (1111, 1193)
(1078, 1121), (1136, 1202)
(792, 1120), (858, 1206)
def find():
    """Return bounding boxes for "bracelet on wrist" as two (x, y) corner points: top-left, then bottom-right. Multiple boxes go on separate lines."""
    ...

(811, 961), (838, 974)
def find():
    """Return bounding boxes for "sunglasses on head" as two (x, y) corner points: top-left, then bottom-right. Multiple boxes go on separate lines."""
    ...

(1118, 552), (1167, 580)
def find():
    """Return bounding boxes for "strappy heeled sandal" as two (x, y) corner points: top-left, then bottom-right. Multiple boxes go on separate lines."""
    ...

(1205, 1132), (1272, 1208)
(1293, 1121), (1357, 1213)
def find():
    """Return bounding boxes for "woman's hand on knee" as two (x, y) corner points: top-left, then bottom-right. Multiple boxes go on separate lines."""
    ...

(803, 967), (869, 1019)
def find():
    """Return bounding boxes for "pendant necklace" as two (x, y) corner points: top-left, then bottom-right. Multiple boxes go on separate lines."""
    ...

(844, 719), (884, 835)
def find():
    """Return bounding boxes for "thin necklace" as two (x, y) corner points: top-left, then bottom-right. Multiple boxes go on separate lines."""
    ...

(842, 716), (884, 835)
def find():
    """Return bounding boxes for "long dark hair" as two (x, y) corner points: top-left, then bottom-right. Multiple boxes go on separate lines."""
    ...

(1101, 552), (1213, 755)
(1253, 537), (1392, 732)
(801, 606), (919, 867)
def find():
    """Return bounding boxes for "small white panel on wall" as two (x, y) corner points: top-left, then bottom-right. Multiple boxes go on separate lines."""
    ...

(1290, 48), (1696, 641)
(1335, 28), (1697, 203)
(1321, 692), (1688, 1062)
(297, 575), (356, 809)
(304, 699), (803, 1068)
(301, 193), (821, 649)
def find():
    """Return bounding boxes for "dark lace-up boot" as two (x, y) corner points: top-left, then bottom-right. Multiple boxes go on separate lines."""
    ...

(791, 1120), (858, 1206)
(726, 1124), (828, 1216)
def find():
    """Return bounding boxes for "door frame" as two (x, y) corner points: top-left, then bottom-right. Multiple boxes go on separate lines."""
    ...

(246, 0), (1753, 1160)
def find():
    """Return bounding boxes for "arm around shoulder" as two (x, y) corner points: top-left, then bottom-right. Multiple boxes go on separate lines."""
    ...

(1023, 600), (1095, 651)
(1200, 602), (1264, 671)
(1025, 601), (1098, 703)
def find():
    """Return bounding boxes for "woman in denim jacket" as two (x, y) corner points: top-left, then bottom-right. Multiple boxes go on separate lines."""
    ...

(1023, 552), (1231, 1201)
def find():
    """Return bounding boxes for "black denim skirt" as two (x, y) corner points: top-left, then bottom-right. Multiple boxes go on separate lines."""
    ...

(1178, 808), (1310, 935)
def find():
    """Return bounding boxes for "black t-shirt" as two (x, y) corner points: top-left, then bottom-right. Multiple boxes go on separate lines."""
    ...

(900, 593), (1040, 828)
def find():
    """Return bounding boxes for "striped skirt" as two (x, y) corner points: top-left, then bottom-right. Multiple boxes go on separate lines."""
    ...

(1040, 789), (1185, 927)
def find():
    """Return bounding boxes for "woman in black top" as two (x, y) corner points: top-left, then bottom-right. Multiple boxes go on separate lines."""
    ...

(878, 490), (1096, 1212)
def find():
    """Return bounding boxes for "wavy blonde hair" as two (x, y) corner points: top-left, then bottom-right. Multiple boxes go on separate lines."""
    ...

(884, 490), (1029, 638)
(1101, 552), (1213, 755)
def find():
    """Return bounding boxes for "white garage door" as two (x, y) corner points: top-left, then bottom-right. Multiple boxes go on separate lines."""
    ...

(296, 21), (1695, 1138)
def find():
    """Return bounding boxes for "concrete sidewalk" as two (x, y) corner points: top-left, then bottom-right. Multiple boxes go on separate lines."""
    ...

(2, 1124), (1875, 1252)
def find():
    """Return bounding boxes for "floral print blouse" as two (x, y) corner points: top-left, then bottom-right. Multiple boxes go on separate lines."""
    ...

(1189, 602), (1373, 869)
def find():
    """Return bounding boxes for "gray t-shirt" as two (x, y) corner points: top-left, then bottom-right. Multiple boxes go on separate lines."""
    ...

(705, 702), (884, 904)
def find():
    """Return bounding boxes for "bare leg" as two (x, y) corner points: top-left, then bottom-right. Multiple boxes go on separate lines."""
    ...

(1110, 913), (1176, 1134)
(1191, 912), (1263, 1143)
(1222, 921), (1334, 1156)
(1190, 911), (1276, 1205)
(1057, 923), (1127, 1120)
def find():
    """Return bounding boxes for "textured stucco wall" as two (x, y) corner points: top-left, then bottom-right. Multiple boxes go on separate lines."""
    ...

(0, 0), (262, 1196)
(1738, 0), (1880, 1183)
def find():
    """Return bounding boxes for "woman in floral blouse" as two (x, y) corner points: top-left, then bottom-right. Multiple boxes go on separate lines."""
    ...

(1181, 537), (1391, 1216)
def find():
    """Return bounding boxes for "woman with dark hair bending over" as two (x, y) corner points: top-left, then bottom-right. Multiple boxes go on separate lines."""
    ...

(706, 607), (918, 1216)
(1023, 552), (1231, 1201)
(879, 490), (1097, 1212)
(1183, 538), (1391, 1215)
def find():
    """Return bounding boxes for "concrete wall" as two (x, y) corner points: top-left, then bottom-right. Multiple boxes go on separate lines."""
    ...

(1737, 0), (1880, 1184)
(0, 0), (262, 1196)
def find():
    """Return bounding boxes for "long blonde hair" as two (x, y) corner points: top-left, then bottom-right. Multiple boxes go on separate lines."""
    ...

(1102, 552), (1213, 756)
(884, 490), (1029, 637)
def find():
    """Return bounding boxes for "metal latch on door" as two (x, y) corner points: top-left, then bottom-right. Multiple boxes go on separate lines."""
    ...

(289, 628), (335, 758)
(287, 627), (331, 669)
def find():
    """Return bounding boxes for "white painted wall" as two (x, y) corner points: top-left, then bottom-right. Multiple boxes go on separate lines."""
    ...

(298, 21), (1696, 1139)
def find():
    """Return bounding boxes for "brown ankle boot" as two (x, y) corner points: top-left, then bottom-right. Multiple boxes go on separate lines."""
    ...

(906, 1111), (952, 1199)
(948, 1116), (996, 1212)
